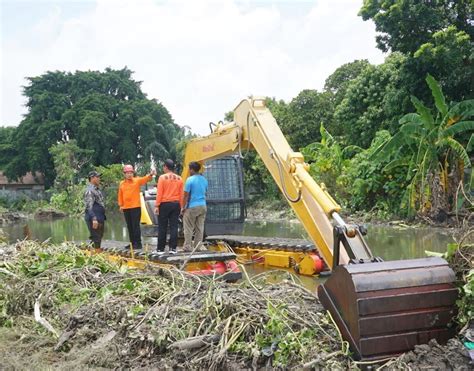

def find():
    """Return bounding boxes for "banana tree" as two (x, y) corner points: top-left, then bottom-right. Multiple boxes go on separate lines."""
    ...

(301, 123), (361, 204)
(372, 74), (473, 217)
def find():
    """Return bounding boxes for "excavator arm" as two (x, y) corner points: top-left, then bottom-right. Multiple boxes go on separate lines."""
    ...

(183, 98), (372, 267)
(182, 98), (458, 361)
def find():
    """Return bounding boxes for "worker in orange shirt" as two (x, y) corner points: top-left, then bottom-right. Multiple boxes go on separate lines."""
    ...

(118, 164), (156, 250)
(154, 159), (183, 254)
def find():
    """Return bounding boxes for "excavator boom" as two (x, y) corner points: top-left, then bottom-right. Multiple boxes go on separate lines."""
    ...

(182, 98), (457, 360)
(183, 98), (371, 267)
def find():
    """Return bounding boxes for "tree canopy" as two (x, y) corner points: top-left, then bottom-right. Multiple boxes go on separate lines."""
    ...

(0, 127), (17, 170)
(266, 91), (334, 150)
(1, 68), (182, 187)
(324, 59), (371, 108)
(334, 53), (407, 148)
(359, 0), (473, 53)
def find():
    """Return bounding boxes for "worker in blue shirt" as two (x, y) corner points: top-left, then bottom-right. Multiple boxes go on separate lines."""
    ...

(182, 162), (208, 252)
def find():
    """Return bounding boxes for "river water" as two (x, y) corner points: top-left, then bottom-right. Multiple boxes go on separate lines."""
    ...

(3, 213), (454, 290)
(3, 213), (454, 257)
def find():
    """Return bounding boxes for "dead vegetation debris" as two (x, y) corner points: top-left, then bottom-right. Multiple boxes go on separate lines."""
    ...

(1, 240), (472, 370)
(0, 241), (351, 370)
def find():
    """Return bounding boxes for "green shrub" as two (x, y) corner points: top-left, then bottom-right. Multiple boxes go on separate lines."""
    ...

(49, 184), (87, 215)
(342, 130), (407, 216)
(301, 128), (408, 218)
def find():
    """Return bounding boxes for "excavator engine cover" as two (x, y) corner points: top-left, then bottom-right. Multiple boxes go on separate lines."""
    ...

(318, 257), (458, 361)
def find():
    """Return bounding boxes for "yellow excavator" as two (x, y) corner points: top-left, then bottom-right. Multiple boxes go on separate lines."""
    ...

(173, 97), (458, 361)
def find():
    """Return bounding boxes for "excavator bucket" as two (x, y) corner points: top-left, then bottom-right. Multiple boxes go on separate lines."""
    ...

(318, 257), (458, 361)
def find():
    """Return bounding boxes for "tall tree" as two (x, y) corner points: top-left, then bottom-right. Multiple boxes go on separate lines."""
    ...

(0, 127), (17, 170)
(277, 90), (334, 150)
(324, 59), (371, 135)
(334, 53), (407, 148)
(409, 26), (473, 103)
(324, 60), (371, 106)
(359, 0), (473, 53)
(355, 1), (473, 147)
(4, 68), (182, 187)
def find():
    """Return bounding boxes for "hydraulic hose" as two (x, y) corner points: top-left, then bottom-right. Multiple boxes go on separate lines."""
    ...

(270, 151), (302, 203)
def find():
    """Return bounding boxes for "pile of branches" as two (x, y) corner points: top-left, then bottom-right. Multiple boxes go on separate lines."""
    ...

(0, 241), (352, 369)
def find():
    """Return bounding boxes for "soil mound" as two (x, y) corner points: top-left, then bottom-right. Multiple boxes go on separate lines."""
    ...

(387, 338), (471, 370)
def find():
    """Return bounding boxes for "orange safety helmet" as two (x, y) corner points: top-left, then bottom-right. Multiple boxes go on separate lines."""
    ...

(123, 164), (134, 173)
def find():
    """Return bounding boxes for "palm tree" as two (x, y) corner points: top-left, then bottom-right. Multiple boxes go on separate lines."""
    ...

(373, 74), (473, 218)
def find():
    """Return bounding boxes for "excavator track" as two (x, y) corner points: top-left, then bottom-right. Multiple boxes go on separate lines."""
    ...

(205, 235), (325, 275)
(206, 235), (316, 251)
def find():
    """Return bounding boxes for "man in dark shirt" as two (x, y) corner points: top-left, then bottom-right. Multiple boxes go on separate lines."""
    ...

(84, 171), (106, 248)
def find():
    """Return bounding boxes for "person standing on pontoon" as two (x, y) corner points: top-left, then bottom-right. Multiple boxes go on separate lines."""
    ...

(154, 159), (183, 254)
(182, 161), (208, 252)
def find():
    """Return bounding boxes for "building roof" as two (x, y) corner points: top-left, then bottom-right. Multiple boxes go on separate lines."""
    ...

(0, 171), (45, 185)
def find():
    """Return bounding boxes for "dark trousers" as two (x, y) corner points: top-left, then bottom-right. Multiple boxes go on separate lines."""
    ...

(157, 202), (180, 252)
(123, 207), (142, 249)
(85, 218), (104, 248)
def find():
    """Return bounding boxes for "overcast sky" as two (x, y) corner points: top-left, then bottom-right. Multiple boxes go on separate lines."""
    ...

(1, 0), (385, 134)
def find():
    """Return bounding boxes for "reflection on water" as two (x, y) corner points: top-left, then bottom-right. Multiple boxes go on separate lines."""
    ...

(243, 220), (454, 260)
(241, 220), (453, 292)
(3, 215), (454, 292)
(4, 213), (135, 245)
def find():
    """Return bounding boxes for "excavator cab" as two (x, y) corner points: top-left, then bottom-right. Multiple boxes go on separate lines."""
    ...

(204, 156), (246, 236)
